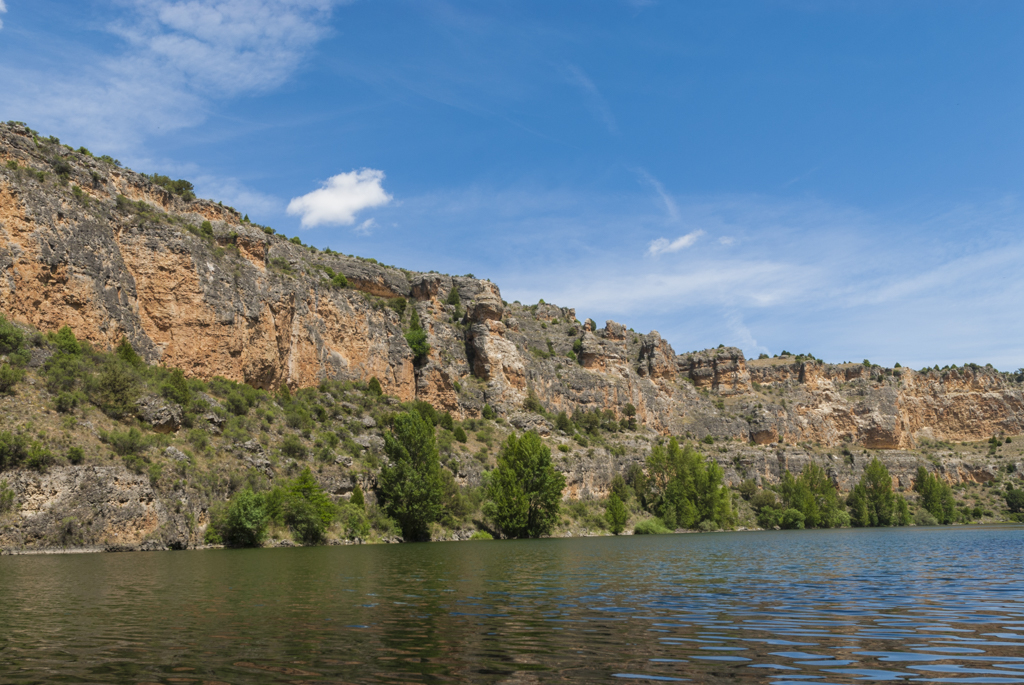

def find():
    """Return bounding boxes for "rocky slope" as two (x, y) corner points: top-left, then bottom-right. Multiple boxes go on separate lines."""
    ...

(1, 121), (1022, 551)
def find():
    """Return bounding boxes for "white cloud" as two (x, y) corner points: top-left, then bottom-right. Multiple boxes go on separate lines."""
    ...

(286, 169), (393, 228)
(0, 0), (344, 153)
(647, 230), (705, 256)
(636, 168), (680, 221)
(719, 236), (735, 245)
(0, 0), (6, 30)
(354, 218), (377, 235)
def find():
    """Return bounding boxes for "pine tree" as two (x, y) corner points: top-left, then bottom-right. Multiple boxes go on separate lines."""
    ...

(606, 494), (628, 534)
(484, 432), (566, 538)
(378, 410), (445, 541)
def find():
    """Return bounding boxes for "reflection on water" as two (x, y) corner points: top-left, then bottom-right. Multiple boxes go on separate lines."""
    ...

(1, 526), (1022, 683)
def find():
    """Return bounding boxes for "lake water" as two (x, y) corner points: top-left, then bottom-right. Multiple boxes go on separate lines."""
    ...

(1, 526), (1023, 684)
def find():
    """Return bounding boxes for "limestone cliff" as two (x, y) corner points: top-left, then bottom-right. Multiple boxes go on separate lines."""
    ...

(3, 121), (1024, 453)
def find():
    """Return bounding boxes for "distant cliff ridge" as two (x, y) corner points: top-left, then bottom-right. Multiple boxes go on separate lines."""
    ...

(1, 121), (1023, 451)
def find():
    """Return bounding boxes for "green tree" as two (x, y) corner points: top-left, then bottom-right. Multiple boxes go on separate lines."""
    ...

(605, 494), (628, 534)
(115, 337), (144, 368)
(350, 482), (365, 509)
(913, 466), (957, 524)
(378, 410), (445, 541)
(1005, 488), (1024, 513)
(283, 467), (335, 545)
(644, 439), (732, 529)
(221, 489), (268, 547)
(404, 307), (430, 363)
(50, 325), (80, 355)
(847, 458), (909, 527)
(367, 377), (383, 396)
(483, 431), (566, 538)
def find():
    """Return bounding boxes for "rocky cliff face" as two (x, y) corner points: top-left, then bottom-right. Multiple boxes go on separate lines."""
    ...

(3, 121), (1024, 550)
(3, 121), (1024, 451)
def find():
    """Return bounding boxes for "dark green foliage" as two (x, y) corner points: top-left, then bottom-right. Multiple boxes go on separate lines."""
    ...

(115, 337), (144, 369)
(523, 391), (544, 414)
(368, 377), (383, 396)
(289, 236), (303, 246)
(555, 411), (573, 433)
(282, 467), (335, 545)
(606, 494), (628, 534)
(439, 411), (454, 431)
(446, 287), (461, 306)
(386, 297), (407, 317)
(100, 427), (150, 456)
(404, 307), (430, 362)
(0, 314), (25, 355)
(913, 466), (958, 524)
(780, 508), (805, 529)
(378, 411), (445, 541)
(610, 473), (633, 502)
(0, 363), (23, 394)
(88, 359), (140, 419)
(737, 479), (757, 500)
(159, 368), (192, 406)
(54, 392), (78, 413)
(145, 174), (196, 200)
(350, 483), (365, 509)
(0, 431), (31, 470)
(331, 273), (348, 288)
(221, 489), (268, 547)
(453, 426), (468, 443)
(772, 463), (848, 528)
(481, 404), (496, 420)
(25, 443), (56, 472)
(643, 439), (732, 530)
(483, 431), (566, 539)
(847, 458), (910, 527)
(0, 480), (14, 513)
(67, 447), (85, 465)
(1005, 488), (1024, 513)
(50, 325), (81, 355)
(280, 435), (307, 460)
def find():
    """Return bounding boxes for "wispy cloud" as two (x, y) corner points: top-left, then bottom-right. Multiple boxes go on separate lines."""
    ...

(354, 218), (377, 235)
(0, 0), (345, 153)
(286, 169), (393, 228)
(0, 1), (7, 30)
(647, 230), (705, 256)
(194, 175), (282, 219)
(636, 168), (680, 221)
(563, 64), (618, 134)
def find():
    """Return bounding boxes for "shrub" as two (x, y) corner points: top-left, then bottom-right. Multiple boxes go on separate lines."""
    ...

(54, 392), (79, 413)
(914, 509), (938, 526)
(469, 530), (493, 540)
(779, 508), (805, 529)
(481, 404), (496, 420)
(26, 443), (56, 472)
(100, 427), (150, 456)
(67, 446), (85, 465)
(438, 411), (454, 431)
(331, 273), (348, 288)
(280, 435), (307, 460)
(0, 363), (23, 394)
(221, 489), (268, 547)
(453, 426), (468, 443)
(368, 377), (383, 396)
(88, 359), (140, 419)
(0, 431), (31, 470)
(633, 518), (672, 535)
(0, 314), (25, 354)
(1005, 488), (1024, 513)
(0, 479), (14, 513)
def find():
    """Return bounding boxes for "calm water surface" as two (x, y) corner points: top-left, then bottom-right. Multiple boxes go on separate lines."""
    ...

(1, 526), (1023, 684)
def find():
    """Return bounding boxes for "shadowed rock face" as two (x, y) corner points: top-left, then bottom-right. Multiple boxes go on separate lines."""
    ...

(3, 122), (1024, 450)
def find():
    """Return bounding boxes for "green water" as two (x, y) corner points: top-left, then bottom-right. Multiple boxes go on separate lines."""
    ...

(2, 526), (1023, 683)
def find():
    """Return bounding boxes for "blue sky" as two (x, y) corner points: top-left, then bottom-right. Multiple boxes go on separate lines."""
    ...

(2, 1), (1024, 370)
